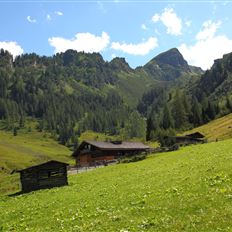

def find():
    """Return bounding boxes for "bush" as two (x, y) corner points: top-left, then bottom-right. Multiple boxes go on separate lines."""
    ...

(119, 153), (147, 163)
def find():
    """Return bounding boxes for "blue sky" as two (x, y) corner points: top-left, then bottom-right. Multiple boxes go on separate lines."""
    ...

(0, 1), (232, 70)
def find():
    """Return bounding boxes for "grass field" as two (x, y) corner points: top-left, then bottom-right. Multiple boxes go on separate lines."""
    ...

(0, 121), (155, 196)
(184, 113), (232, 142)
(1, 139), (232, 231)
(0, 121), (73, 195)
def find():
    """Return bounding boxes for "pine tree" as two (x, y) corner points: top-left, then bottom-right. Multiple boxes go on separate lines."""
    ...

(161, 103), (174, 129)
(206, 101), (216, 120)
(201, 96), (210, 123)
(172, 90), (187, 129)
(192, 97), (202, 126)
(182, 91), (191, 120)
(146, 111), (160, 141)
(13, 127), (17, 136)
(123, 111), (146, 139)
(226, 96), (232, 112)
(73, 136), (79, 150)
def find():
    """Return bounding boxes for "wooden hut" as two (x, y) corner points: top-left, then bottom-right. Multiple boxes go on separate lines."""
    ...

(185, 132), (205, 139)
(72, 140), (150, 167)
(17, 160), (69, 192)
(164, 132), (205, 147)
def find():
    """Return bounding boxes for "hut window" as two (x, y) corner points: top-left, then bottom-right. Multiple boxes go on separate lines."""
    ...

(84, 144), (91, 150)
(117, 151), (123, 156)
(49, 170), (64, 177)
(38, 170), (49, 180)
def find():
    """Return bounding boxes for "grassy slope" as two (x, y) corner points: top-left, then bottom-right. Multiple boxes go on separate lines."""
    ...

(0, 123), (72, 195)
(79, 130), (120, 142)
(183, 113), (232, 142)
(116, 70), (154, 107)
(0, 126), (156, 195)
(1, 139), (232, 231)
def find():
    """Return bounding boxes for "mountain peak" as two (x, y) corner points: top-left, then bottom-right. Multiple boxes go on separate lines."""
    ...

(109, 57), (132, 72)
(153, 48), (189, 69)
(143, 48), (192, 81)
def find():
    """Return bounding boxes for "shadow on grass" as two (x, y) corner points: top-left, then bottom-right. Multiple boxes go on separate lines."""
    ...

(8, 183), (70, 197)
(8, 191), (24, 197)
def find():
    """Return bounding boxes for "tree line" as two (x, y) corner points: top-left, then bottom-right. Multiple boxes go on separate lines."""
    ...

(0, 49), (146, 145)
(138, 84), (232, 141)
(1, 48), (232, 147)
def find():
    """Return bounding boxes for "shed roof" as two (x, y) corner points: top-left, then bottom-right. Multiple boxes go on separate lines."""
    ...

(165, 135), (203, 140)
(17, 160), (69, 173)
(185, 132), (205, 138)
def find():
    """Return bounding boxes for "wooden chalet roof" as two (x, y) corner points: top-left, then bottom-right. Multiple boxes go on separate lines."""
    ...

(17, 160), (69, 173)
(72, 140), (150, 156)
(84, 140), (149, 150)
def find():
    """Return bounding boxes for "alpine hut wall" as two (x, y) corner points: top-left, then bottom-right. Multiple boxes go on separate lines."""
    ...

(18, 160), (69, 192)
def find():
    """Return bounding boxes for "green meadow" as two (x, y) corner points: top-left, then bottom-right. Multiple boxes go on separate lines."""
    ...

(0, 121), (155, 196)
(0, 122), (72, 195)
(1, 139), (232, 231)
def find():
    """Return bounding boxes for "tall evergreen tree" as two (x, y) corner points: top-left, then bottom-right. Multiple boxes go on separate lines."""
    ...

(191, 97), (202, 126)
(206, 101), (216, 120)
(226, 96), (232, 112)
(172, 90), (187, 129)
(161, 103), (174, 129)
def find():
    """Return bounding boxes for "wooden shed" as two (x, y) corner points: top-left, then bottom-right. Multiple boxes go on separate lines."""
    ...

(17, 160), (69, 192)
(164, 132), (205, 147)
(72, 140), (150, 167)
(185, 132), (205, 139)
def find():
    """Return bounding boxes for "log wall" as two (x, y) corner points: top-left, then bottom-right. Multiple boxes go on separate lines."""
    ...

(20, 162), (68, 192)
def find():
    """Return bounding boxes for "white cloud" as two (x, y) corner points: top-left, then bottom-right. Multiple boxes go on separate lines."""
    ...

(185, 20), (192, 27)
(0, 41), (24, 58)
(152, 14), (160, 23)
(141, 24), (148, 30)
(178, 20), (232, 70)
(55, 11), (63, 16)
(46, 14), (52, 21)
(27, 16), (36, 23)
(48, 31), (110, 53)
(195, 20), (221, 40)
(152, 8), (182, 36)
(111, 37), (158, 56)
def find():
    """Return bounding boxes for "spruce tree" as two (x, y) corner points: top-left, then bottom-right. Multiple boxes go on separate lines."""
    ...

(161, 103), (174, 129)
(207, 101), (216, 120)
(13, 127), (17, 136)
(192, 97), (202, 126)
(172, 90), (187, 129)
(226, 96), (232, 112)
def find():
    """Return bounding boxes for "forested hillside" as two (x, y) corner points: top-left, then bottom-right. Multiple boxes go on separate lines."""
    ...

(194, 52), (232, 115)
(1, 47), (232, 147)
(0, 49), (149, 145)
(138, 50), (232, 141)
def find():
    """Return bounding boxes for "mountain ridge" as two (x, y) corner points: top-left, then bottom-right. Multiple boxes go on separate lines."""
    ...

(1, 47), (232, 145)
(143, 48), (203, 81)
